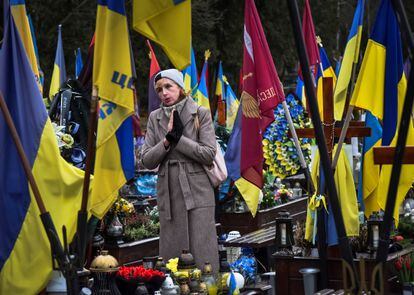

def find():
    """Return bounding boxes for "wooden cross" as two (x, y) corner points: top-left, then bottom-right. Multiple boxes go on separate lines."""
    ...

(373, 147), (414, 164)
(293, 77), (371, 160)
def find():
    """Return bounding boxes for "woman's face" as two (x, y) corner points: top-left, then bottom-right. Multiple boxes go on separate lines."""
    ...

(155, 78), (183, 106)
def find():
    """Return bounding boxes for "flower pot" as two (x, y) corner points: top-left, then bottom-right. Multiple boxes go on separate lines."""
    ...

(403, 282), (414, 295)
(116, 277), (139, 295)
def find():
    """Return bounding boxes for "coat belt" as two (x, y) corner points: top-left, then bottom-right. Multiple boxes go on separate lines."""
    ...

(163, 160), (196, 220)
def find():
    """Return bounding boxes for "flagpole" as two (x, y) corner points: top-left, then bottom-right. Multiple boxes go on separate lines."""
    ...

(0, 91), (80, 295)
(332, 106), (353, 169)
(286, 0), (359, 290)
(376, 0), (414, 265)
(282, 101), (315, 194)
(332, 54), (359, 169)
(77, 86), (99, 269)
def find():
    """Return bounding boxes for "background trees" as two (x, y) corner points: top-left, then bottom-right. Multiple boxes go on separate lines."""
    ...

(2, 0), (414, 116)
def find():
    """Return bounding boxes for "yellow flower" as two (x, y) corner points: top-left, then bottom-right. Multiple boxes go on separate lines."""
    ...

(122, 204), (129, 212)
(166, 258), (179, 273)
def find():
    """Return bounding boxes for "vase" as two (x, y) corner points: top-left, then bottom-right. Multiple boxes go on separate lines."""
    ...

(403, 282), (414, 295)
(116, 277), (138, 295)
(106, 214), (124, 244)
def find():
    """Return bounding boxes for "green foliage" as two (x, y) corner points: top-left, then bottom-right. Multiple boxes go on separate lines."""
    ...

(122, 206), (160, 241)
(261, 171), (277, 209)
(398, 215), (414, 240)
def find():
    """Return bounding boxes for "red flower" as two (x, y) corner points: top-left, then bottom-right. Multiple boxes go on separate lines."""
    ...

(117, 265), (165, 282)
(395, 257), (403, 271)
(405, 256), (412, 270)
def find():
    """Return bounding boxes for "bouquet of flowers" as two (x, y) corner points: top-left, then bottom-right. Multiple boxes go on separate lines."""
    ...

(395, 254), (414, 284)
(263, 93), (311, 179)
(105, 197), (135, 231)
(117, 266), (166, 294)
(109, 197), (135, 216)
(117, 266), (165, 283)
(275, 185), (292, 204)
(260, 171), (278, 209)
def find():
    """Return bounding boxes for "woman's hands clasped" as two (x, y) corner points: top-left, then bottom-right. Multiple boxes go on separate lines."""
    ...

(165, 110), (184, 144)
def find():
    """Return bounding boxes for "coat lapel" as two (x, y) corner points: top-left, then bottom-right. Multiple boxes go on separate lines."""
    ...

(156, 109), (169, 132)
(180, 98), (198, 128)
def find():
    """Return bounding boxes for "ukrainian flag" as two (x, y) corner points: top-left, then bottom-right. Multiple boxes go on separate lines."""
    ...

(91, 0), (135, 218)
(316, 44), (337, 119)
(133, 0), (191, 70)
(224, 77), (240, 131)
(27, 14), (44, 89)
(183, 47), (198, 96)
(195, 59), (210, 109)
(334, 0), (365, 121)
(10, 0), (42, 93)
(0, 3), (87, 293)
(49, 24), (66, 99)
(358, 111), (382, 217)
(351, 0), (413, 222)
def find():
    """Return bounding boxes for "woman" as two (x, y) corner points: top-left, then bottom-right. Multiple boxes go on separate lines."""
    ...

(141, 69), (219, 272)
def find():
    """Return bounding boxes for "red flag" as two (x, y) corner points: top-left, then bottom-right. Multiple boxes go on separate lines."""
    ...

(147, 40), (161, 113)
(301, 0), (320, 76)
(78, 34), (95, 91)
(240, 0), (285, 188)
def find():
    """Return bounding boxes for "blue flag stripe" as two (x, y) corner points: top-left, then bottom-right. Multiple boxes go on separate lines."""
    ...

(371, 0), (403, 146)
(347, 0), (364, 41)
(115, 116), (135, 181)
(173, 0), (186, 5)
(10, 0), (25, 5)
(97, 0), (126, 16)
(0, 4), (47, 270)
(224, 106), (243, 180)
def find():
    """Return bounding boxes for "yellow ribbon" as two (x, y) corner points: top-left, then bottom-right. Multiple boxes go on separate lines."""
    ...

(308, 193), (328, 244)
(308, 193), (328, 212)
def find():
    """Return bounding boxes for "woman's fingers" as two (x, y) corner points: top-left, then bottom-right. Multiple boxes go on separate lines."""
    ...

(168, 110), (175, 131)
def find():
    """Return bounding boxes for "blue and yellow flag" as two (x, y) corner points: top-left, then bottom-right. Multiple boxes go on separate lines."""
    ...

(133, 0), (191, 70)
(49, 24), (66, 99)
(91, 0), (135, 218)
(351, 0), (413, 222)
(75, 47), (83, 79)
(334, 0), (365, 120)
(195, 58), (210, 109)
(27, 14), (44, 89)
(224, 77), (239, 131)
(183, 46), (198, 96)
(358, 112), (382, 217)
(10, 0), (42, 93)
(0, 3), (88, 293)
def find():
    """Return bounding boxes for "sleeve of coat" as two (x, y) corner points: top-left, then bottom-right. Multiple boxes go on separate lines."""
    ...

(175, 107), (216, 165)
(141, 112), (169, 170)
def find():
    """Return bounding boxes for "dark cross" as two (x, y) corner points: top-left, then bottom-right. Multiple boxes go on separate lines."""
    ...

(373, 146), (414, 164)
(289, 77), (371, 289)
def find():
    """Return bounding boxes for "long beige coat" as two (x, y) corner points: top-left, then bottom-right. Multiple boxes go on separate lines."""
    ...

(141, 98), (219, 272)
